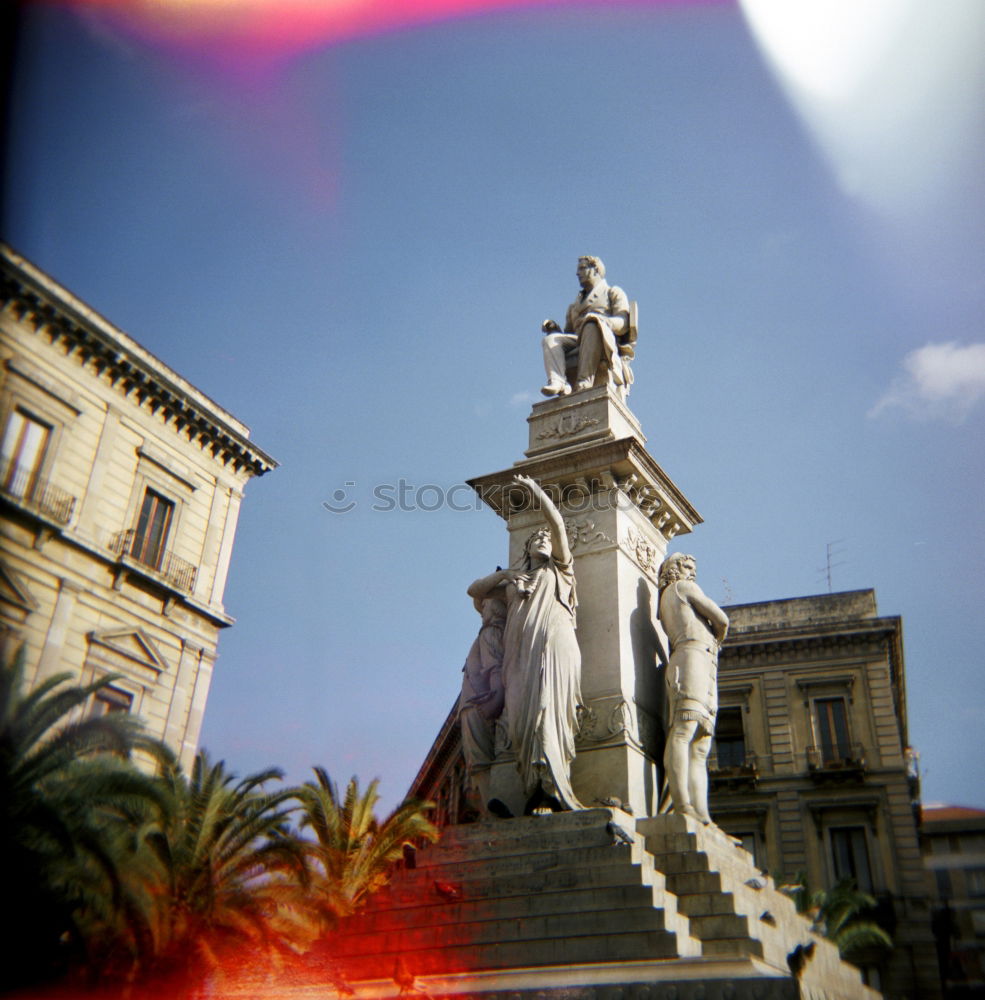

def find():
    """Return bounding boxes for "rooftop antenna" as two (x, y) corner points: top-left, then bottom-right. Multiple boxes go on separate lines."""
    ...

(818, 540), (847, 593)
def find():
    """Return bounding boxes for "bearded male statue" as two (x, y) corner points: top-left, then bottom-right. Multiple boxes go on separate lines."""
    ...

(657, 552), (729, 824)
(540, 255), (634, 397)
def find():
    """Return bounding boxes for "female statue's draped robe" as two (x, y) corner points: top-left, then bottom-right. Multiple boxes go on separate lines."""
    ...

(502, 555), (583, 810)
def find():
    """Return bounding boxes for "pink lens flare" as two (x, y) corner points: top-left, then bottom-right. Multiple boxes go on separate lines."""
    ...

(33, 0), (727, 66)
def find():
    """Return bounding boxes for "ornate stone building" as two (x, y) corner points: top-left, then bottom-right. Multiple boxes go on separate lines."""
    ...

(710, 589), (938, 997)
(0, 244), (275, 767)
(411, 588), (940, 997)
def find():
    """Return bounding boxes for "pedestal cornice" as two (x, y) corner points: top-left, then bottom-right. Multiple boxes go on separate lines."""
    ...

(467, 436), (702, 541)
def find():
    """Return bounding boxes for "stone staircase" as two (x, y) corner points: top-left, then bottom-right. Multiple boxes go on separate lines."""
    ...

(329, 808), (880, 1000)
(638, 814), (876, 997)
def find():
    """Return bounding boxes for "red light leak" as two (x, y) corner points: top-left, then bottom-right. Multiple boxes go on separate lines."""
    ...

(33, 0), (728, 66)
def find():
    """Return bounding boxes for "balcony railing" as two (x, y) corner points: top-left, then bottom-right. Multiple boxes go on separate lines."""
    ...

(111, 529), (197, 593)
(806, 743), (866, 775)
(0, 459), (76, 525)
(709, 750), (759, 790)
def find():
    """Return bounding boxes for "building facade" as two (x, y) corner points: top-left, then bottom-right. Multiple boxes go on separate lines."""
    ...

(922, 805), (985, 996)
(0, 245), (275, 767)
(711, 589), (938, 997)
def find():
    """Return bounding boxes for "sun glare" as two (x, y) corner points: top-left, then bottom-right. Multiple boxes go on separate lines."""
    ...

(738, 0), (985, 214)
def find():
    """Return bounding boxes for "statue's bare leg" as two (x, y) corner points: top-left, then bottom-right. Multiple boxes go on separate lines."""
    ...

(575, 320), (603, 390)
(664, 717), (702, 821)
(689, 732), (713, 824)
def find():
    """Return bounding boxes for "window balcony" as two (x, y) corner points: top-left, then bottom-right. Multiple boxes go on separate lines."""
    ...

(0, 458), (76, 525)
(709, 750), (759, 790)
(806, 742), (867, 779)
(110, 528), (197, 593)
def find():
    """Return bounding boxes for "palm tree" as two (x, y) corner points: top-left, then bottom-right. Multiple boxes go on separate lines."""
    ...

(0, 647), (163, 991)
(295, 767), (438, 922)
(120, 750), (309, 992)
(779, 871), (893, 963)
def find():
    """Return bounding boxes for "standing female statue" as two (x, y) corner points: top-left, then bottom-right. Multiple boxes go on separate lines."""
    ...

(467, 474), (583, 813)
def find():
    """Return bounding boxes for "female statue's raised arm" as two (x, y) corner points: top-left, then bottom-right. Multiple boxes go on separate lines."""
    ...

(513, 474), (571, 565)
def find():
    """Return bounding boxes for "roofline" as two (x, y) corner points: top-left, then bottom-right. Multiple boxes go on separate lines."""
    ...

(1, 244), (277, 478)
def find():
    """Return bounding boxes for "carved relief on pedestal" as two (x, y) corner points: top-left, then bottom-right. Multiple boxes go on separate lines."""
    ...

(535, 413), (601, 442)
(623, 527), (659, 578)
(563, 517), (614, 553)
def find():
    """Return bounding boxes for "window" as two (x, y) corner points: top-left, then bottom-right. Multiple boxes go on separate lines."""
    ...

(962, 833), (985, 853)
(935, 869), (952, 898)
(733, 830), (761, 868)
(814, 697), (851, 764)
(713, 707), (746, 768)
(830, 826), (873, 892)
(1, 408), (50, 498)
(967, 869), (985, 897)
(131, 488), (174, 569)
(90, 685), (134, 717)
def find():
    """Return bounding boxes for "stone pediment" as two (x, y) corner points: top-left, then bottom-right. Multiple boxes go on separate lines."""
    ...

(88, 628), (169, 673)
(0, 562), (40, 616)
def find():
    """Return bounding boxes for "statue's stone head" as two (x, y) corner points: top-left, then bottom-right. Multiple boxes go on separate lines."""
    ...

(520, 527), (552, 568)
(578, 255), (605, 279)
(658, 552), (696, 590)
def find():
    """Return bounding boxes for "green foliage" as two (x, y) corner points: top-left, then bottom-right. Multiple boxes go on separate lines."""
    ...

(0, 647), (163, 991)
(1, 649), (441, 996)
(779, 870), (893, 963)
(295, 767), (439, 921)
(106, 750), (310, 990)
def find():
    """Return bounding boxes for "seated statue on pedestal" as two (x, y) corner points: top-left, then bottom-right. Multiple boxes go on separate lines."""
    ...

(657, 552), (729, 825)
(541, 255), (636, 398)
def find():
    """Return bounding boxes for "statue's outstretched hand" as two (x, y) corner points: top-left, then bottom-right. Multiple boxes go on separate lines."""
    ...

(542, 319), (561, 333)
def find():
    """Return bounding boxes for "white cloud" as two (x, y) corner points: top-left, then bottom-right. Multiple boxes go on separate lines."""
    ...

(870, 341), (985, 422)
(510, 391), (535, 408)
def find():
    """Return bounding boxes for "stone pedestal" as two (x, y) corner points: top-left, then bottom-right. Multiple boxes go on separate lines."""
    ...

(467, 386), (702, 817)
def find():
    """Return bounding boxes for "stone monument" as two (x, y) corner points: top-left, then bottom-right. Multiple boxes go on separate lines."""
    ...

(325, 260), (882, 1000)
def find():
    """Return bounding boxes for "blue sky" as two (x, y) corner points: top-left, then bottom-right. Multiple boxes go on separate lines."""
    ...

(4, 0), (984, 813)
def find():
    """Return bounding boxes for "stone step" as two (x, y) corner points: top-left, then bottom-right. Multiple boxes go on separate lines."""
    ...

(343, 883), (670, 935)
(413, 823), (627, 867)
(700, 937), (764, 959)
(337, 927), (694, 981)
(687, 911), (751, 940)
(336, 904), (683, 958)
(373, 853), (670, 911)
(436, 809), (630, 849)
(380, 840), (648, 882)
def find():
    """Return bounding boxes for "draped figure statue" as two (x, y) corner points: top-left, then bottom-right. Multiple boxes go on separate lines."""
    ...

(468, 474), (584, 814)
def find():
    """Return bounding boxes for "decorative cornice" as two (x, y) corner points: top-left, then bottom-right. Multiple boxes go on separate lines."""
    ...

(1, 246), (277, 479)
(468, 437), (701, 541)
(720, 622), (898, 667)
